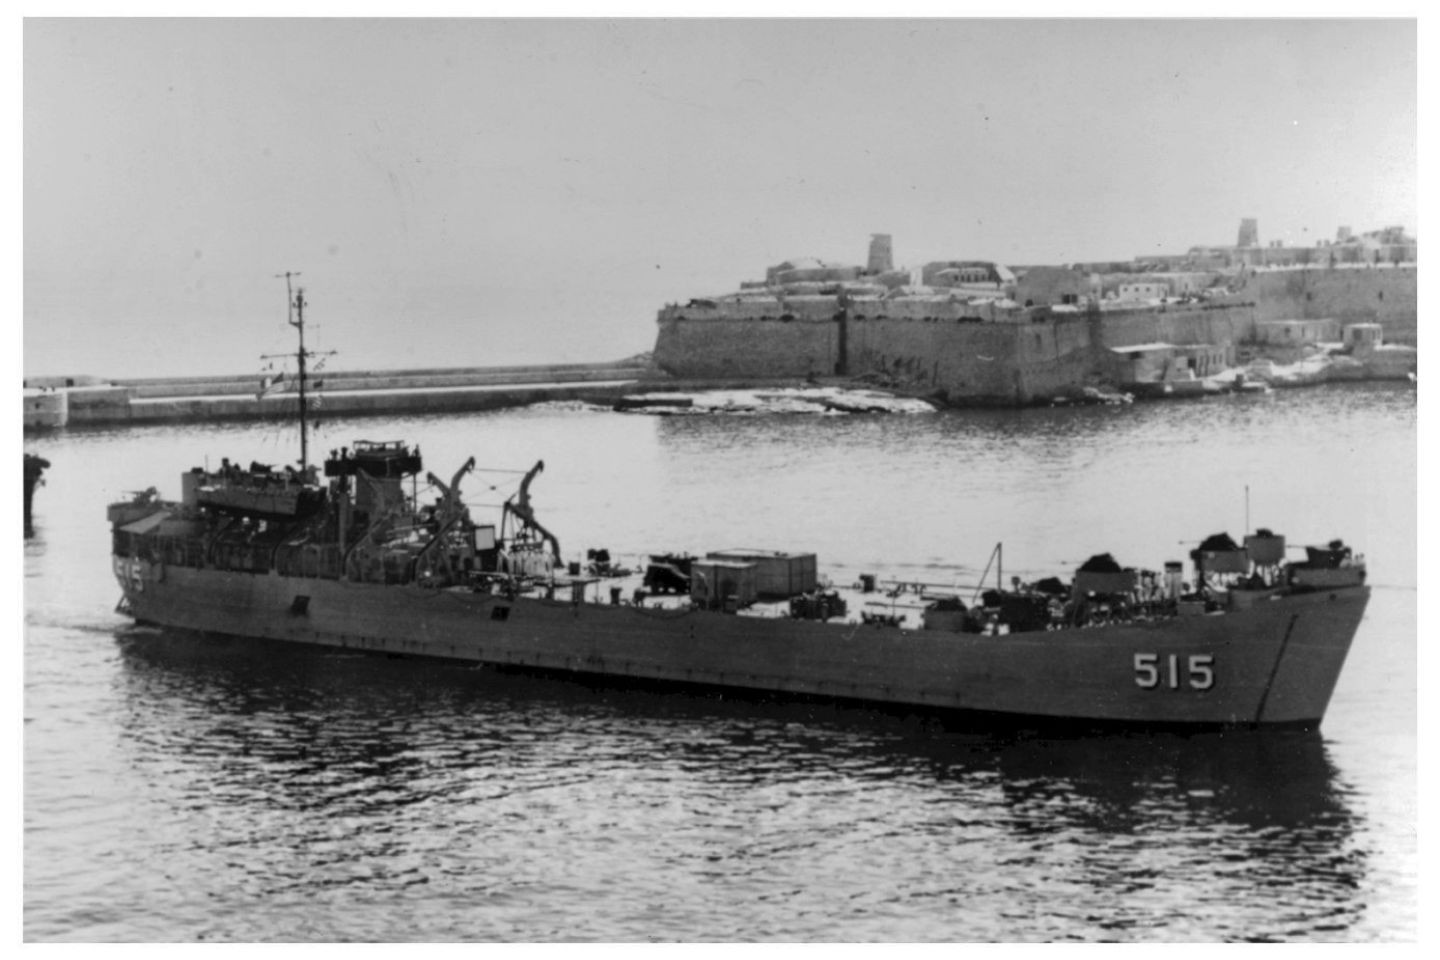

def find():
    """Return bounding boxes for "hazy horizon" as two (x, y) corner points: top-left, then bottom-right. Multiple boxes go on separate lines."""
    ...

(24, 18), (1417, 380)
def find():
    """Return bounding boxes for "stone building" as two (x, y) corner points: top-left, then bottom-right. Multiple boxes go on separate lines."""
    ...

(920, 260), (1015, 291)
(1252, 318), (1340, 345)
(1116, 280), (1170, 302)
(1014, 266), (1093, 307)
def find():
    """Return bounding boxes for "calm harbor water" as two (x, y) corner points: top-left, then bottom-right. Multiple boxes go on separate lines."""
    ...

(23, 382), (1416, 941)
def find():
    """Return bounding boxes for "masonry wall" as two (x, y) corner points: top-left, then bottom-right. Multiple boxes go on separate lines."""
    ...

(1092, 303), (1256, 350)
(847, 317), (1025, 399)
(1244, 265), (1417, 343)
(848, 298), (1009, 322)
(653, 300), (1261, 404)
(653, 315), (838, 378)
(1253, 319), (1341, 344)
(654, 309), (1100, 403)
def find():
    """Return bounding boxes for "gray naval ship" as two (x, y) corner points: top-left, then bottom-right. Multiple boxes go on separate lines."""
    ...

(107, 283), (1369, 730)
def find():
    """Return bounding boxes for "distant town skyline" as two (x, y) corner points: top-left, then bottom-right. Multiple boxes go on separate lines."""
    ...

(24, 18), (1417, 379)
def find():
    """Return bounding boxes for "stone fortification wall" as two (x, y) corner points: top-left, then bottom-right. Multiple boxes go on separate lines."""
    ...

(654, 312), (1090, 402)
(653, 314), (837, 379)
(782, 296), (850, 321)
(653, 297), (1263, 404)
(1253, 319), (1342, 346)
(654, 296), (1106, 402)
(653, 296), (1024, 387)
(848, 317), (1026, 399)
(1022, 316), (1097, 397)
(673, 299), (781, 321)
(1093, 303), (1256, 350)
(848, 297), (1010, 322)
(1244, 265), (1416, 343)
(849, 314), (1095, 401)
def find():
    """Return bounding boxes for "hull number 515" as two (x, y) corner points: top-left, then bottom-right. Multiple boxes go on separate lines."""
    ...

(1134, 653), (1214, 690)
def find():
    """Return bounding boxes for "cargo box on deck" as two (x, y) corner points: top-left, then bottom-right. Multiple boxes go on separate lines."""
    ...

(1072, 569), (1137, 597)
(1194, 549), (1250, 574)
(690, 560), (758, 609)
(1243, 533), (1286, 566)
(1304, 543), (1352, 568)
(1192, 533), (1249, 575)
(704, 549), (817, 598)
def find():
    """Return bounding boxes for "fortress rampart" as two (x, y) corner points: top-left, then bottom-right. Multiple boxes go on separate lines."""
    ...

(655, 297), (1261, 404)
(1243, 264), (1416, 343)
(651, 226), (1413, 405)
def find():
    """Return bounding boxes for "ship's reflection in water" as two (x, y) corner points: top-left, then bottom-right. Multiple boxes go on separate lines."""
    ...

(112, 627), (1365, 942)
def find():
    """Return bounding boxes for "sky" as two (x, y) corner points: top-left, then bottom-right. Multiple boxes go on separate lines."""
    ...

(22, 18), (1418, 380)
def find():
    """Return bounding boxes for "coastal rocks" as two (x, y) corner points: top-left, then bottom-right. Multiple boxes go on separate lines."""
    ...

(613, 387), (937, 416)
(1049, 386), (1135, 406)
(1242, 346), (1416, 387)
(1115, 342), (1417, 402)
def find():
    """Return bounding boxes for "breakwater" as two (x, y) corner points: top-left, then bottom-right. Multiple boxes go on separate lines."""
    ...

(21, 359), (873, 431)
(23, 360), (659, 429)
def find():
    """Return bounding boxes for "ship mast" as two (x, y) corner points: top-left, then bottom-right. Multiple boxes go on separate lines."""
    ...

(269, 271), (333, 475)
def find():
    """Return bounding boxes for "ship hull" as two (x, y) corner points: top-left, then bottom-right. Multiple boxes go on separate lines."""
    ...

(114, 560), (1367, 728)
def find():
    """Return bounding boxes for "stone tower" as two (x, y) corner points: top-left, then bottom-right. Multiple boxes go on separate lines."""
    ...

(1237, 218), (1259, 248)
(867, 234), (893, 274)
